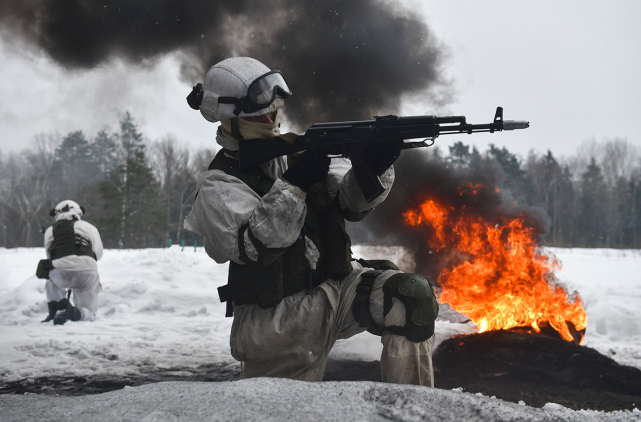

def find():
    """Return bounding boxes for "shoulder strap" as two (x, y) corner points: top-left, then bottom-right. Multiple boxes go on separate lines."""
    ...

(208, 149), (275, 197)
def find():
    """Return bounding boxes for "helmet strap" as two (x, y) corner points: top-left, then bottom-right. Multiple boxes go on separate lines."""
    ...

(218, 96), (245, 116)
(230, 118), (243, 141)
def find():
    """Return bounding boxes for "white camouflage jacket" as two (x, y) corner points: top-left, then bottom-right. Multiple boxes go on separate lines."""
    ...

(184, 129), (395, 269)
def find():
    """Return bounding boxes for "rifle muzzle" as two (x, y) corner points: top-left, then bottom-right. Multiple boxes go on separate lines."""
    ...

(502, 120), (530, 130)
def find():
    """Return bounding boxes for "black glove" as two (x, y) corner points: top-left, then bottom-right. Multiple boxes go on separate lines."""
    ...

(365, 139), (404, 176)
(283, 148), (331, 192)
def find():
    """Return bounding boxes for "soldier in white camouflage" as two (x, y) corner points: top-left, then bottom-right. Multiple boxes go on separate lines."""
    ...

(184, 57), (438, 385)
(40, 200), (103, 325)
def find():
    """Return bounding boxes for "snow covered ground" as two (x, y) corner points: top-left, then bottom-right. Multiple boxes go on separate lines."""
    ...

(0, 245), (640, 419)
(0, 246), (234, 382)
(2, 378), (640, 422)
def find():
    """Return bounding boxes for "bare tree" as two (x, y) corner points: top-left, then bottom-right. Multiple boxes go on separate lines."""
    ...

(601, 139), (638, 183)
(5, 134), (60, 246)
(631, 159), (641, 247)
(569, 138), (602, 182)
(0, 150), (10, 247)
(191, 146), (219, 173)
(525, 150), (575, 246)
(149, 137), (214, 245)
(598, 139), (639, 247)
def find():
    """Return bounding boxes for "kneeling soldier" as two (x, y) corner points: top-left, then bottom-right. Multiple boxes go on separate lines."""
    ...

(40, 200), (103, 325)
(184, 57), (438, 385)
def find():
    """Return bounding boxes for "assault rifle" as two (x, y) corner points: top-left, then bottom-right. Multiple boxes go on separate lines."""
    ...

(239, 107), (529, 203)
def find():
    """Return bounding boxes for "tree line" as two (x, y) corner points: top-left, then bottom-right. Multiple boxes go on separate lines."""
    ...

(444, 139), (640, 248)
(0, 112), (214, 249)
(0, 112), (639, 249)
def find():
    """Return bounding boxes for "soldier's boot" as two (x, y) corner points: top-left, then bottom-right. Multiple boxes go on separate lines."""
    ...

(41, 301), (59, 323)
(53, 298), (82, 325)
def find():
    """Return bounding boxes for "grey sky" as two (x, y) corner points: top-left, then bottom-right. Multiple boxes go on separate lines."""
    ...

(0, 0), (639, 160)
(413, 0), (641, 158)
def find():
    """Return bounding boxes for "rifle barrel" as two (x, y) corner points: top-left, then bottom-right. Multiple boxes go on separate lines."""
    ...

(438, 120), (529, 135)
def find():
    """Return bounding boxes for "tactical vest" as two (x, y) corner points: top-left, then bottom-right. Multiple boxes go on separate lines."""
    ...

(209, 149), (354, 316)
(50, 220), (97, 260)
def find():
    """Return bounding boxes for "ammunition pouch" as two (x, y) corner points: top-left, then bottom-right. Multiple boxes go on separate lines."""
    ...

(36, 259), (53, 279)
(219, 259), (326, 317)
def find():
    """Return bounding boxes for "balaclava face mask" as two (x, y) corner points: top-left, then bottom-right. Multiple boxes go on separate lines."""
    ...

(220, 111), (281, 142)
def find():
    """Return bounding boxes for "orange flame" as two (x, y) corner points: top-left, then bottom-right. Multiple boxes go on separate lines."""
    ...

(403, 184), (587, 343)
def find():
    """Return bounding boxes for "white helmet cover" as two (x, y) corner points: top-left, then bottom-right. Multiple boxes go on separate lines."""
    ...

(199, 57), (286, 123)
(50, 200), (84, 218)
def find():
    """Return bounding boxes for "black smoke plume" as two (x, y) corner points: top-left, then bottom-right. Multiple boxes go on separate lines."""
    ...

(0, 0), (448, 129)
(352, 150), (551, 283)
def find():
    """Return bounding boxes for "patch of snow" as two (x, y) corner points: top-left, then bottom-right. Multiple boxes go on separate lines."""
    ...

(0, 245), (640, 416)
(1, 379), (640, 421)
(0, 247), (233, 382)
(547, 247), (641, 369)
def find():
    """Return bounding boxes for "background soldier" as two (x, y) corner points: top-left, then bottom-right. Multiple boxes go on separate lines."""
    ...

(184, 57), (439, 385)
(41, 200), (103, 325)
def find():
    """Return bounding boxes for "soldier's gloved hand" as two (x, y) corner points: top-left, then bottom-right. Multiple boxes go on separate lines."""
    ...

(365, 139), (404, 176)
(283, 147), (331, 192)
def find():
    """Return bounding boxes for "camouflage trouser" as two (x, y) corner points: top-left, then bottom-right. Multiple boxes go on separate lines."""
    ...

(230, 262), (435, 386)
(46, 269), (102, 321)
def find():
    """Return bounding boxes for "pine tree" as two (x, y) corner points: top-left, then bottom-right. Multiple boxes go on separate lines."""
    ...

(98, 112), (165, 248)
(558, 165), (575, 246)
(51, 131), (93, 200)
(488, 144), (529, 203)
(448, 142), (471, 168)
(56, 131), (91, 163)
(577, 158), (607, 247)
(91, 130), (119, 178)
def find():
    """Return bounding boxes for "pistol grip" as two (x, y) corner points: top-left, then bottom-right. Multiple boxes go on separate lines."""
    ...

(349, 144), (386, 203)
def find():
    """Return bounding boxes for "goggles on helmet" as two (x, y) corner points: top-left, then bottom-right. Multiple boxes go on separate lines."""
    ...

(218, 70), (292, 116)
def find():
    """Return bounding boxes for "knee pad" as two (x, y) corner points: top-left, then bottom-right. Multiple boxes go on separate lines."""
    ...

(352, 271), (439, 342)
(383, 273), (439, 342)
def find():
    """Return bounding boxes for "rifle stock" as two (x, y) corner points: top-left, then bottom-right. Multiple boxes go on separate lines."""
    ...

(238, 137), (304, 170)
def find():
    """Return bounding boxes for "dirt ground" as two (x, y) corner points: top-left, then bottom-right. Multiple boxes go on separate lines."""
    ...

(2, 331), (640, 412)
(433, 331), (641, 411)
